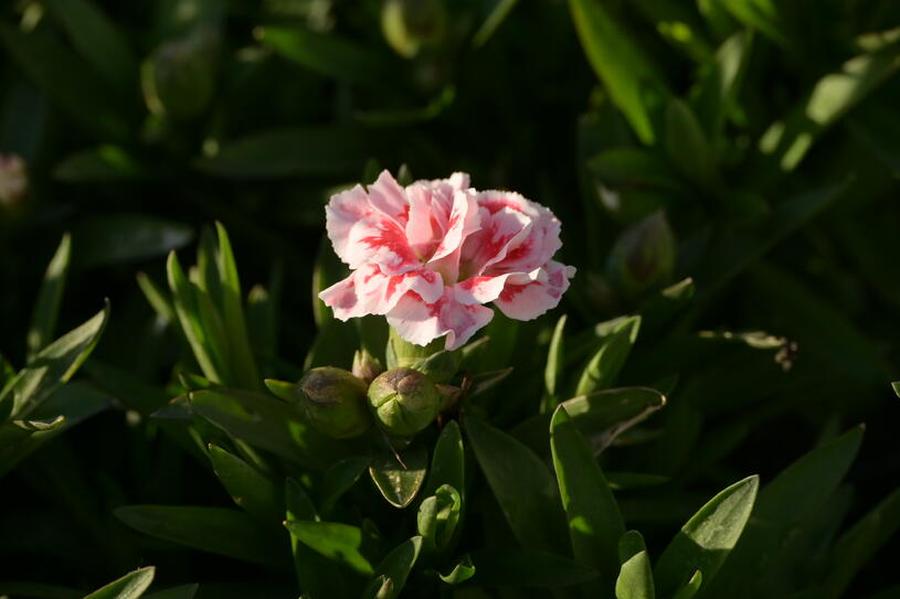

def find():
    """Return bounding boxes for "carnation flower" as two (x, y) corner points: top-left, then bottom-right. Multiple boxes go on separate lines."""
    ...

(319, 170), (576, 350)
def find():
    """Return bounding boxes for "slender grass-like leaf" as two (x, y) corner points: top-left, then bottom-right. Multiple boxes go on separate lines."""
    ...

(759, 43), (900, 172)
(0, 302), (109, 420)
(84, 567), (155, 599)
(544, 314), (567, 400)
(27, 234), (71, 357)
(550, 405), (624, 591)
(568, 0), (669, 144)
(167, 252), (221, 382)
(424, 420), (465, 499)
(576, 315), (641, 396)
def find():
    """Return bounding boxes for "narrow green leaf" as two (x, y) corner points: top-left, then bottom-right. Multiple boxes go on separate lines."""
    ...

(0, 302), (109, 420)
(136, 273), (175, 323)
(320, 456), (371, 514)
(759, 44), (900, 172)
(465, 415), (564, 552)
(470, 548), (599, 587)
(576, 315), (641, 396)
(84, 567), (155, 599)
(188, 388), (344, 470)
(654, 475), (759, 594)
(363, 536), (423, 599)
(167, 252), (221, 382)
(285, 478), (349, 599)
(717, 0), (787, 46)
(369, 443), (428, 508)
(214, 223), (259, 390)
(665, 98), (716, 189)
(284, 520), (374, 575)
(568, 0), (669, 144)
(706, 427), (864, 596)
(27, 233), (71, 357)
(694, 31), (753, 141)
(544, 314), (567, 399)
(472, 0), (519, 48)
(116, 505), (286, 567)
(42, 0), (136, 93)
(550, 405), (624, 588)
(823, 487), (900, 597)
(0, 382), (111, 478)
(616, 530), (655, 599)
(195, 128), (373, 178)
(54, 145), (148, 182)
(208, 443), (281, 524)
(257, 26), (390, 85)
(424, 420), (465, 499)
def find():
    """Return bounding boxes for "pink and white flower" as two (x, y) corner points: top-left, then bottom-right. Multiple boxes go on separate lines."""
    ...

(319, 170), (576, 350)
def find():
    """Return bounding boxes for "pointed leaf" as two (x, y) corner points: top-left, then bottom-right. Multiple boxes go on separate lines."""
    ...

(654, 475), (759, 594)
(84, 567), (155, 599)
(369, 443), (428, 508)
(0, 302), (109, 420)
(116, 505), (286, 567)
(363, 536), (423, 599)
(551, 405), (624, 588)
(544, 314), (567, 399)
(568, 0), (669, 143)
(576, 315), (641, 396)
(616, 530), (655, 599)
(208, 443), (281, 523)
(284, 520), (374, 575)
(465, 415), (564, 552)
(27, 233), (71, 357)
(439, 555), (476, 584)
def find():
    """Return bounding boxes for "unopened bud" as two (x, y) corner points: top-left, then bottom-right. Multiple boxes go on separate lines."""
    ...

(353, 348), (384, 385)
(0, 154), (28, 208)
(265, 368), (371, 439)
(607, 211), (675, 298)
(142, 25), (219, 120)
(368, 367), (439, 437)
(381, 0), (446, 59)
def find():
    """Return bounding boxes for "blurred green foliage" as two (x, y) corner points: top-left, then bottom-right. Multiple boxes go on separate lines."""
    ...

(1, 0), (900, 597)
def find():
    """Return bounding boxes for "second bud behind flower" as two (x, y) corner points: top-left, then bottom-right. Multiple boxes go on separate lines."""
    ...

(368, 367), (440, 437)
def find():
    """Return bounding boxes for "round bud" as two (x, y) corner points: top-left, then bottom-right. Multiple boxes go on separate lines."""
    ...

(368, 367), (440, 437)
(267, 368), (371, 439)
(607, 211), (676, 298)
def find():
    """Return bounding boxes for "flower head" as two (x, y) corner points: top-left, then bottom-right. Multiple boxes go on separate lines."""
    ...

(320, 170), (575, 350)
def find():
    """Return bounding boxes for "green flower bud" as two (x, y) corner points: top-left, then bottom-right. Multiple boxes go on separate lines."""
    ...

(381, 0), (446, 59)
(352, 348), (384, 385)
(265, 368), (371, 439)
(0, 154), (27, 209)
(368, 368), (440, 437)
(607, 211), (676, 298)
(141, 25), (219, 120)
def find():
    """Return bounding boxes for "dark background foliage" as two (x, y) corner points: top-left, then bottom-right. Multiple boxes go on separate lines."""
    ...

(1, 0), (900, 596)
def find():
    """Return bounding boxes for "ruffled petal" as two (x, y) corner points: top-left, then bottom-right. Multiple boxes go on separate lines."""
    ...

(368, 170), (409, 225)
(319, 265), (444, 321)
(325, 184), (375, 267)
(387, 289), (494, 351)
(493, 260), (576, 321)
